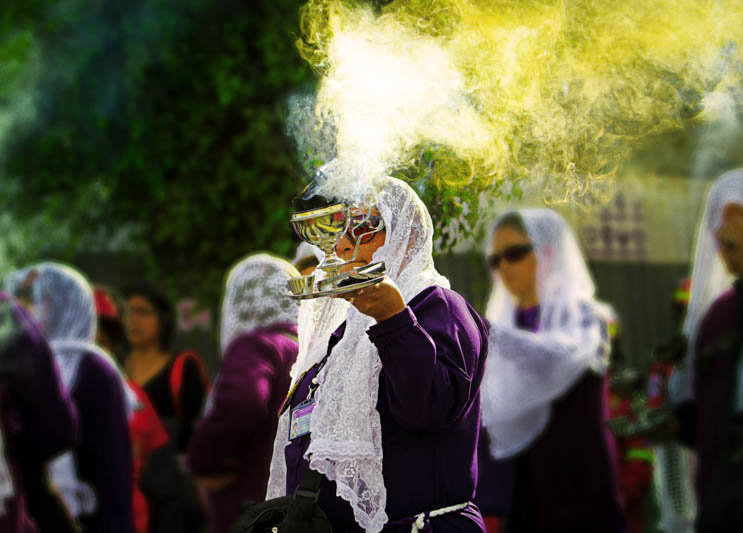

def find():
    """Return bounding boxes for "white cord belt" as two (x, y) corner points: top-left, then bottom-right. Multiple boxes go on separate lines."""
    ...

(411, 501), (471, 532)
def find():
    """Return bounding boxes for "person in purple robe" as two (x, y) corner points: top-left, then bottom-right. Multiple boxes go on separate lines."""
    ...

(187, 253), (300, 533)
(478, 209), (624, 533)
(0, 291), (78, 533)
(674, 169), (743, 531)
(265, 165), (489, 533)
(6, 263), (135, 533)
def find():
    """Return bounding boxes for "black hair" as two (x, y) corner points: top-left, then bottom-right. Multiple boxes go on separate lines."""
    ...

(123, 283), (175, 351)
(495, 212), (529, 235)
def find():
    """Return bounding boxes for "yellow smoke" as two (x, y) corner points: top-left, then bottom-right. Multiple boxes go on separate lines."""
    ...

(296, 0), (743, 202)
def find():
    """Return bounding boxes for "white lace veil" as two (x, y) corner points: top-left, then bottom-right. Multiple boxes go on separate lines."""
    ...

(5, 262), (137, 517)
(673, 169), (743, 406)
(481, 209), (610, 459)
(266, 176), (449, 533)
(219, 254), (300, 354)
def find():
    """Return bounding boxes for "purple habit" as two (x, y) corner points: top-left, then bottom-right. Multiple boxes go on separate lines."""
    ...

(72, 351), (135, 533)
(187, 323), (299, 533)
(477, 305), (624, 533)
(693, 281), (743, 508)
(0, 293), (78, 533)
(283, 286), (489, 533)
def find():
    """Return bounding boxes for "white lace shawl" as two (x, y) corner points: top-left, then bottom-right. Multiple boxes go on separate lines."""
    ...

(219, 254), (300, 354)
(6, 262), (137, 517)
(672, 169), (743, 408)
(481, 209), (610, 458)
(266, 176), (449, 533)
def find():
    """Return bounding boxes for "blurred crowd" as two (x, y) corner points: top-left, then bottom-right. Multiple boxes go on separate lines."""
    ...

(0, 168), (741, 533)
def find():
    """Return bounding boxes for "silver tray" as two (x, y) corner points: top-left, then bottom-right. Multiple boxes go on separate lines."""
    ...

(288, 275), (385, 300)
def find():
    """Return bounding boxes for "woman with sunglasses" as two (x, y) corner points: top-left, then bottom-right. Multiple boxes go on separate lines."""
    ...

(477, 209), (624, 533)
(265, 166), (489, 532)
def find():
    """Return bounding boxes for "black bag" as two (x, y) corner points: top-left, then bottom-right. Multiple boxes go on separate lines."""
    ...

(231, 466), (332, 533)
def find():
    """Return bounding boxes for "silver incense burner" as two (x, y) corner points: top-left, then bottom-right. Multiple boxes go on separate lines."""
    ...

(287, 199), (385, 300)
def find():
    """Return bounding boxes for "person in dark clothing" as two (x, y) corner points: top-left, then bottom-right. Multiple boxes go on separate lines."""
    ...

(123, 284), (208, 451)
(674, 169), (743, 532)
(6, 263), (135, 533)
(123, 283), (208, 533)
(188, 254), (300, 533)
(0, 292), (78, 533)
(265, 172), (489, 532)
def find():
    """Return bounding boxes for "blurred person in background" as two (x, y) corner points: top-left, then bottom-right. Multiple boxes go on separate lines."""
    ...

(93, 286), (180, 533)
(0, 287), (78, 532)
(673, 169), (743, 532)
(478, 209), (624, 533)
(7, 263), (134, 533)
(94, 286), (129, 362)
(123, 284), (208, 451)
(188, 254), (300, 533)
(123, 283), (209, 533)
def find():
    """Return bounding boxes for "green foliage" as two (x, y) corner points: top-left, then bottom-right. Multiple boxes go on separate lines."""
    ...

(2, 0), (315, 303)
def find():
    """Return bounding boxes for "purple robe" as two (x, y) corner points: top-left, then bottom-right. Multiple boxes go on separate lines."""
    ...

(477, 305), (624, 533)
(72, 351), (135, 533)
(0, 292), (78, 533)
(693, 281), (743, 508)
(283, 286), (488, 532)
(187, 323), (299, 533)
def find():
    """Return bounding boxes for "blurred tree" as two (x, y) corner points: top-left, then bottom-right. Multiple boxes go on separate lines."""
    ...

(1, 0), (314, 302)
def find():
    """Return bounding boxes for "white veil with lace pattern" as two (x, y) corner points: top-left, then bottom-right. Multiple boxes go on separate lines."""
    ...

(266, 173), (449, 533)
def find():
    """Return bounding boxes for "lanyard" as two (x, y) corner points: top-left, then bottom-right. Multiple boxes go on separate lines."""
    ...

(278, 351), (332, 417)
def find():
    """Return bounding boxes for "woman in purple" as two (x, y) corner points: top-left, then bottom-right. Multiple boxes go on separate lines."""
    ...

(7, 263), (135, 533)
(0, 292), (78, 532)
(187, 253), (300, 533)
(266, 167), (489, 533)
(676, 169), (743, 531)
(478, 209), (623, 533)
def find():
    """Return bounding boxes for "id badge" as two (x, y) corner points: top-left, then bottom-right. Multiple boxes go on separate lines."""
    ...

(289, 399), (315, 440)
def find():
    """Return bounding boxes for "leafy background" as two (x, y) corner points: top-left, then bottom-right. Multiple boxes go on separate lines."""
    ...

(1, 0), (317, 304)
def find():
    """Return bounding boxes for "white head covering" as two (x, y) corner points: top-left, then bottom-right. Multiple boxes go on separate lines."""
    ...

(5, 262), (137, 517)
(220, 254), (300, 353)
(673, 169), (743, 405)
(266, 175), (449, 533)
(481, 209), (610, 459)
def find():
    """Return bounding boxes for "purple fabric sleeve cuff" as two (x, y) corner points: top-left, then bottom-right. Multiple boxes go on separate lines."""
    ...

(366, 306), (418, 347)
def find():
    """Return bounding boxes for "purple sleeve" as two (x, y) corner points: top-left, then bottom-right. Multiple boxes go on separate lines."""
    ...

(366, 287), (487, 431)
(3, 299), (78, 460)
(74, 355), (134, 533)
(187, 335), (278, 474)
(691, 287), (742, 502)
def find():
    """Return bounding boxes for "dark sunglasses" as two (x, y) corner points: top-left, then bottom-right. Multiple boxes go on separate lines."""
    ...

(347, 213), (385, 244)
(488, 243), (534, 270)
